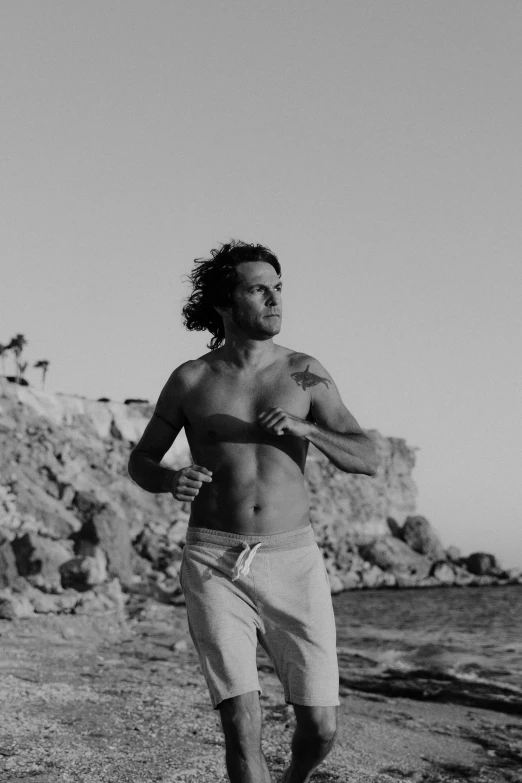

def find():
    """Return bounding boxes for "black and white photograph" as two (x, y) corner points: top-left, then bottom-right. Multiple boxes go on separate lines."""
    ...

(1, 3), (521, 782)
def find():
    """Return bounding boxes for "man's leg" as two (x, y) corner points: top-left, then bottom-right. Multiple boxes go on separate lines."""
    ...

(219, 690), (273, 783)
(281, 705), (337, 783)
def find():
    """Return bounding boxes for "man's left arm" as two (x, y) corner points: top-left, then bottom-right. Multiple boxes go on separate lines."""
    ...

(257, 358), (378, 475)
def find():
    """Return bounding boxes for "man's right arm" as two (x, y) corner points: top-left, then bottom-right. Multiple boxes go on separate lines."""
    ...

(128, 367), (212, 500)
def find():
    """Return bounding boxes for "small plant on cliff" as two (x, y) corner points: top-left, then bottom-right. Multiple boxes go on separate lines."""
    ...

(34, 359), (50, 389)
(7, 334), (28, 384)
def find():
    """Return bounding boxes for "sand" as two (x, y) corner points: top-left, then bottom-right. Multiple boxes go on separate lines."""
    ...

(1, 601), (521, 783)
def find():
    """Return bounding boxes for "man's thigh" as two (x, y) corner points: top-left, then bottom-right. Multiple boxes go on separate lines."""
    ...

(181, 544), (262, 708)
(259, 543), (340, 707)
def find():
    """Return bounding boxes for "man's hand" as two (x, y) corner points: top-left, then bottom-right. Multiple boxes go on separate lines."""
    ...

(170, 465), (213, 502)
(257, 407), (311, 439)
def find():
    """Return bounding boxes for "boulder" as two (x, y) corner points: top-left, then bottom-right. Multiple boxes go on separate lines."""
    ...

(430, 561), (456, 585)
(506, 567), (522, 585)
(361, 565), (387, 589)
(453, 567), (476, 587)
(75, 578), (127, 615)
(386, 517), (402, 539)
(11, 532), (74, 592)
(0, 589), (35, 619)
(60, 547), (108, 591)
(72, 490), (134, 586)
(359, 536), (431, 578)
(466, 552), (497, 576)
(341, 570), (361, 589)
(401, 516), (446, 560)
(24, 585), (82, 614)
(0, 540), (18, 588)
(446, 546), (462, 563)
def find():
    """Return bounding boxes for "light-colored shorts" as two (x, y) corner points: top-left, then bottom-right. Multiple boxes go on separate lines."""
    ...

(179, 524), (339, 709)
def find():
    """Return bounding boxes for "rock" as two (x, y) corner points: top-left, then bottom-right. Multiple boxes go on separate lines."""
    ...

(306, 433), (418, 554)
(72, 490), (134, 586)
(0, 590), (35, 619)
(359, 536), (431, 578)
(340, 570), (361, 590)
(416, 576), (442, 588)
(380, 571), (397, 587)
(466, 552), (497, 576)
(453, 567), (476, 587)
(10, 481), (82, 539)
(401, 516), (446, 560)
(0, 540), (18, 588)
(446, 545), (461, 563)
(75, 579), (126, 615)
(60, 547), (108, 591)
(173, 639), (188, 652)
(473, 574), (497, 586)
(506, 567), (522, 584)
(394, 573), (423, 588)
(11, 532), (73, 593)
(430, 561), (456, 585)
(361, 565), (386, 589)
(387, 517), (402, 539)
(134, 528), (183, 571)
(25, 586), (81, 614)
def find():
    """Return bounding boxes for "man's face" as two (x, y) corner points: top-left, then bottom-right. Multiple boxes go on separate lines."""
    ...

(228, 261), (282, 339)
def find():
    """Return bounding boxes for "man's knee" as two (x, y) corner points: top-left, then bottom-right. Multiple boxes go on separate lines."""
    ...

(294, 705), (337, 746)
(219, 691), (263, 751)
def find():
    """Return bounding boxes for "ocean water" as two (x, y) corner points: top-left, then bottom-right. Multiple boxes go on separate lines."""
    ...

(333, 584), (522, 714)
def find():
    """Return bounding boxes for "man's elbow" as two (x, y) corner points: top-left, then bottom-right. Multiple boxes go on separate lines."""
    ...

(128, 447), (148, 482)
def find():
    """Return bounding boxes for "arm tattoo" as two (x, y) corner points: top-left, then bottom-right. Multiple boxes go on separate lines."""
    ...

(290, 364), (331, 391)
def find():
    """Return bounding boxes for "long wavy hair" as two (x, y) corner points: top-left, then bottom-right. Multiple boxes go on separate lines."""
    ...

(182, 240), (281, 350)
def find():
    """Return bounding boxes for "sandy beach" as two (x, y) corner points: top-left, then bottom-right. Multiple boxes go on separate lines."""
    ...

(1, 601), (521, 783)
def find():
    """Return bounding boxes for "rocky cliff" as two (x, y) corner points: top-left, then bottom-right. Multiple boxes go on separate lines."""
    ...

(0, 379), (519, 618)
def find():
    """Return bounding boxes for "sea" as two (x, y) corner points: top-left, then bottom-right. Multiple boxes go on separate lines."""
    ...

(332, 584), (522, 714)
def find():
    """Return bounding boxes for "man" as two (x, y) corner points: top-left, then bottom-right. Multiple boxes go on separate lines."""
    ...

(128, 241), (377, 783)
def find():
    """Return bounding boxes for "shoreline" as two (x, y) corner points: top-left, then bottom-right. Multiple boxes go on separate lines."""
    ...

(1, 604), (521, 783)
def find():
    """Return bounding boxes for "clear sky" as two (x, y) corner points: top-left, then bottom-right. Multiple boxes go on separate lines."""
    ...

(2, 2), (521, 566)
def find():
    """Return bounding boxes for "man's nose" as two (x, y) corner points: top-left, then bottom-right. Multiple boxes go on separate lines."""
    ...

(266, 289), (281, 306)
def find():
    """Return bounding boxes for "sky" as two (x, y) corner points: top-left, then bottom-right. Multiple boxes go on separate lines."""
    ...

(1, 2), (521, 567)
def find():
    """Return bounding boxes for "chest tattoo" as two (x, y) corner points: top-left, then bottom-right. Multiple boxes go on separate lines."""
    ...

(290, 364), (331, 391)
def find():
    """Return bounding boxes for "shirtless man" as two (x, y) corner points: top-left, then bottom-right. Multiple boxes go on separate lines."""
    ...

(128, 241), (377, 783)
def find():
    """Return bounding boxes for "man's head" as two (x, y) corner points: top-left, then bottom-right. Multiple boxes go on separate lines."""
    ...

(182, 240), (282, 349)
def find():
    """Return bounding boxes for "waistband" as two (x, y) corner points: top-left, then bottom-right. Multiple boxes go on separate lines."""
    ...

(185, 523), (315, 552)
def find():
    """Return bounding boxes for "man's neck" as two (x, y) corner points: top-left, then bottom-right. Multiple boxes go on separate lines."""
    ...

(220, 335), (278, 370)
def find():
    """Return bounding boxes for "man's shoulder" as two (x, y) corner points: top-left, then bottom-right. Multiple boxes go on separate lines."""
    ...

(282, 348), (325, 374)
(167, 355), (212, 388)
(280, 349), (334, 392)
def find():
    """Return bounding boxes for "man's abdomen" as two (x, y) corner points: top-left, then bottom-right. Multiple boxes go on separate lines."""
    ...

(187, 443), (310, 535)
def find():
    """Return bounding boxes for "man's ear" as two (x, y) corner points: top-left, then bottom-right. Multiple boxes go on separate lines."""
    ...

(214, 305), (230, 318)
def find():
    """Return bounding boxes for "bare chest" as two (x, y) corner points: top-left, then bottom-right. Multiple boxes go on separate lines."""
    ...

(183, 370), (310, 439)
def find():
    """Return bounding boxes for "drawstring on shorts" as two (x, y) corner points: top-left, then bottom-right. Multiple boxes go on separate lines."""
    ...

(231, 542), (262, 581)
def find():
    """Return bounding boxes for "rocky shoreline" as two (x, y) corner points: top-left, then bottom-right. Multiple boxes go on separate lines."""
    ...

(1, 378), (520, 621)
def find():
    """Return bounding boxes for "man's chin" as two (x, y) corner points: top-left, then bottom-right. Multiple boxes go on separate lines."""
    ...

(253, 323), (281, 340)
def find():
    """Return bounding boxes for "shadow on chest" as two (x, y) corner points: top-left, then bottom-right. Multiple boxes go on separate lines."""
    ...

(185, 378), (310, 444)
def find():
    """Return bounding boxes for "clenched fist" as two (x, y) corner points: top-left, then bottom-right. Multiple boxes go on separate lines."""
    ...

(257, 407), (311, 439)
(170, 465), (212, 502)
